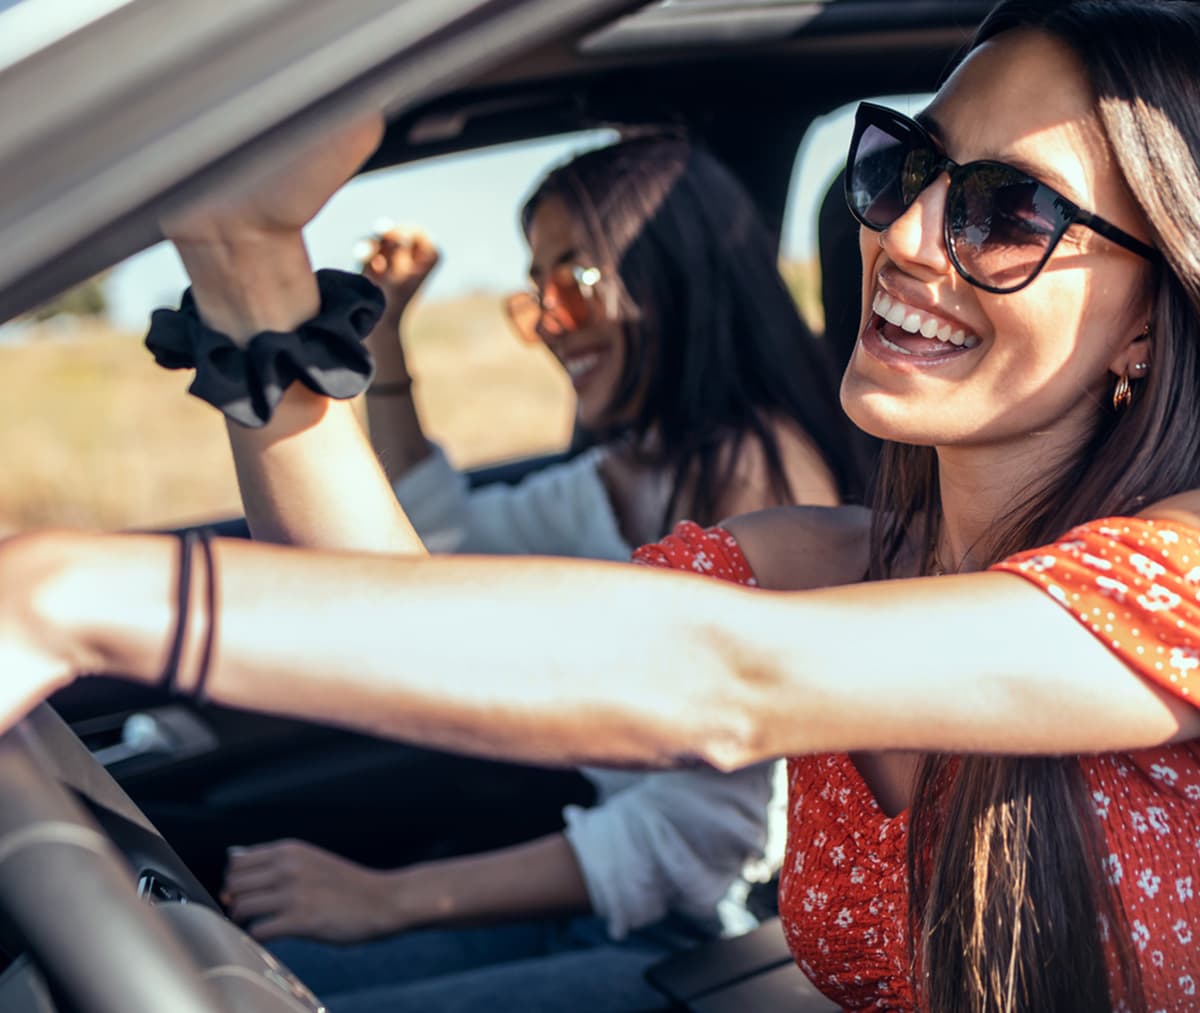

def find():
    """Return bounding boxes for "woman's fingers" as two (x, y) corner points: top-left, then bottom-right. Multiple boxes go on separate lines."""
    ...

(221, 838), (389, 943)
(225, 840), (292, 873)
(222, 862), (282, 896)
(225, 886), (290, 923)
(360, 227), (440, 308)
(225, 886), (315, 943)
(245, 913), (304, 942)
(397, 229), (440, 273)
(227, 839), (301, 863)
(221, 840), (307, 904)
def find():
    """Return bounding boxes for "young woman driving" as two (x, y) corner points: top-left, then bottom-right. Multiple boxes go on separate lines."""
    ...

(1, 1), (1198, 1009)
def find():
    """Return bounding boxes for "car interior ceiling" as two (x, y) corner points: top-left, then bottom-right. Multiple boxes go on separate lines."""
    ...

(369, 9), (988, 218)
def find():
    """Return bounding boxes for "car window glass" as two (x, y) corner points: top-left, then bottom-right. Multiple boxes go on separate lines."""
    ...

(779, 93), (933, 336)
(0, 129), (613, 535)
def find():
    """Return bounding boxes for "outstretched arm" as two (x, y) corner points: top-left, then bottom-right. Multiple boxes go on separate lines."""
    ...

(6, 523), (1196, 771)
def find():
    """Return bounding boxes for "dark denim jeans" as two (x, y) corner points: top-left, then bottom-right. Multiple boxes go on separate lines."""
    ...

(270, 915), (705, 1013)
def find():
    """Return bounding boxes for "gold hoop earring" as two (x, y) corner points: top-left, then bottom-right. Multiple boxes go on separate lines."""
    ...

(1113, 373), (1132, 412)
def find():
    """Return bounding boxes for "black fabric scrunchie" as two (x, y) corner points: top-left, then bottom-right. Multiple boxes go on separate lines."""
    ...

(145, 269), (384, 428)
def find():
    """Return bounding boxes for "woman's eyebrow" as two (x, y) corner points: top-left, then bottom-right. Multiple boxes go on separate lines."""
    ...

(916, 109), (1082, 201)
(915, 109), (943, 141)
(529, 247), (580, 284)
(996, 154), (1081, 203)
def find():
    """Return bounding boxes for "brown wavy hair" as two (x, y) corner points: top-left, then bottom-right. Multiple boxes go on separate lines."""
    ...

(864, 1), (1200, 1009)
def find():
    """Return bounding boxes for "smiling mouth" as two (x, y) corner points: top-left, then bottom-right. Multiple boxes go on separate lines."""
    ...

(563, 351), (602, 384)
(872, 292), (981, 356)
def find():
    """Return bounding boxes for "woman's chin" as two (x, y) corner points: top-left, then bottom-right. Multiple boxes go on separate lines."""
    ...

(576, 387), (628, 433)
(841, 395), (942, 448)
(575, 402), (603, 432)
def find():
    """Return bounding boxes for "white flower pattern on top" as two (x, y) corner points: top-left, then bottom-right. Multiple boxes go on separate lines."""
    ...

(638, 518), (1200, 1011)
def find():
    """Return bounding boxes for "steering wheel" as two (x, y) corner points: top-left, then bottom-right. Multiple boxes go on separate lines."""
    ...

(0, 704), (323, 1013)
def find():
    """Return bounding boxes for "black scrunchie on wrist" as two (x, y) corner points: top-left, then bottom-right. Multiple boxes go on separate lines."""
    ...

(145, 269), (384, 428)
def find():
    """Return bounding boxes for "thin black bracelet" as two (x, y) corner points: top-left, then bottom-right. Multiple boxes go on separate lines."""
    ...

(367, 379), (414, 396)
(192, 530), (218, 703)
(160, 530), (197, 694)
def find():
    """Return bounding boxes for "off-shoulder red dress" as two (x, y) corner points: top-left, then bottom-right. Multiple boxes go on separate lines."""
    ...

(633, 518), (1200, 1012)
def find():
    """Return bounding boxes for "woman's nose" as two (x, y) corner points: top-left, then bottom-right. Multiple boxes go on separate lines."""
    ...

(878, 173), (953, 279)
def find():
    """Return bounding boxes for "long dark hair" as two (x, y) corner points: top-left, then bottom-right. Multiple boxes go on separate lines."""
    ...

(864, 2), (1200, 1010)
(522, 135), (865, 528)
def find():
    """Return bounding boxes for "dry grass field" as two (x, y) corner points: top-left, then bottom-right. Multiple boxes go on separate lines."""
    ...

(0, 259), (818, 534)
(0, 295), (574, 533)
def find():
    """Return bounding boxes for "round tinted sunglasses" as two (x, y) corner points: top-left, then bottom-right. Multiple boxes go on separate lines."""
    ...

(845, 101), (1158, 294)
(504, 263), (602, 344)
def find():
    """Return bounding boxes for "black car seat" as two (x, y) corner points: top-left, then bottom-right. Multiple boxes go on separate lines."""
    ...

(819, 167), (882, 484)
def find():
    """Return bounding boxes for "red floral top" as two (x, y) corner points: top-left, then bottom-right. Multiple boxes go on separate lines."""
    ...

(633, 518), (1200, 1012)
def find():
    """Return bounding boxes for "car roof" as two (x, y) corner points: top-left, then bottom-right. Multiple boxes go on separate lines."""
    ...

(0, 0), (989, 321)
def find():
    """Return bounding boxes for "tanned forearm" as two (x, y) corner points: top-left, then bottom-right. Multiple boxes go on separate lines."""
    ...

(390, 833), (591, 931)
(14, 530), (1198, 771)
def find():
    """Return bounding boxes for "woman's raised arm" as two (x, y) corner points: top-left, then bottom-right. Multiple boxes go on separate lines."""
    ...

(160, 116), (426, 556)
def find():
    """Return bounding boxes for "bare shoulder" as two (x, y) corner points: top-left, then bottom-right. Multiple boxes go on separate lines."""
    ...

(710, 416), (841, 521)
(725, 503), (871, 591)
(1138, 489), (1200, 529)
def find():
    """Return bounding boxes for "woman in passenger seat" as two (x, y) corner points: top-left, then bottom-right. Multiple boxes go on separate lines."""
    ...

(3, 1), (1200, 1011)
(361, 135), (862, 554)
(216, 136), (864, 1012)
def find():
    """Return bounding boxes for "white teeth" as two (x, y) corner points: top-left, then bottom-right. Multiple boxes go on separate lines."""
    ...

(872, 291), (979, 349)
(565, 354), (600, 379)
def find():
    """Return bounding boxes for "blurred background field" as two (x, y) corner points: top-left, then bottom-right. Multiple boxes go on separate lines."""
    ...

(0, 295), (574, 533)
(0, 259), (819, 534)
